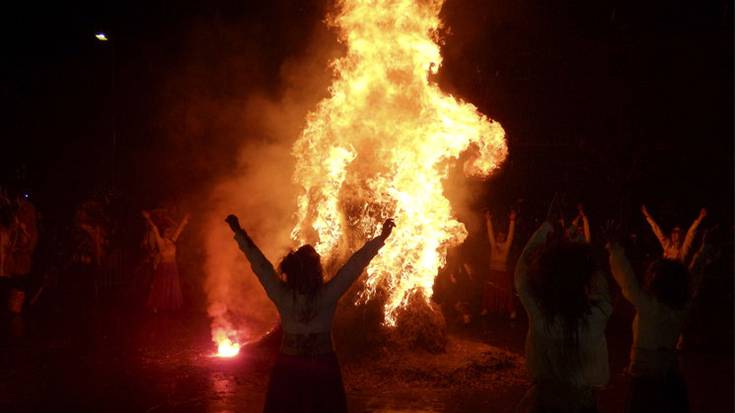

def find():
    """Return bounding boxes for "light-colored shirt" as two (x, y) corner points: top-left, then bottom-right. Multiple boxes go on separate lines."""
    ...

(608, 244), (690, 374)
(515, 222), (612, 387)
(235, 231), (385, 335)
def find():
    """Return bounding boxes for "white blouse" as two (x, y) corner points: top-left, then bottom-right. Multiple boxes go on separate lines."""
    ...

(234, 231), (385, 335)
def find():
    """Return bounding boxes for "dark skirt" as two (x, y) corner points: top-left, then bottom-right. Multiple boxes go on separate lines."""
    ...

(626, 371), (689, 413)
(264, 352), (347, 413)
(516, 382), (598, 413)
(146, 262), (183, 311)
(483, 270), (516, 314)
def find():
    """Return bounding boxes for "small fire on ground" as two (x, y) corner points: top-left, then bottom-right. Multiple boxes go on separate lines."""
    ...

(213, 329), (241, 358)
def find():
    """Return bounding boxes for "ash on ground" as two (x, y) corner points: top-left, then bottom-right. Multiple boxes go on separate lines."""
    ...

(342, 336), (527, 393)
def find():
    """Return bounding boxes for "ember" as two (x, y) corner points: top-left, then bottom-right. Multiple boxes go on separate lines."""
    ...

(290, 0), (508, 326)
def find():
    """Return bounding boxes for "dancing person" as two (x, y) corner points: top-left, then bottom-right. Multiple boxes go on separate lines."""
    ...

(226, 214), (394, 413)
(73, 202), (111, 302)
(5, 191), (38, 314)
(482, 209), (517, 319)
(605, 222), (714, 413)
(568, 204), (591, 243)
(78, 218), (106, 269)
(142, 210), (189, 312)
(641, 205), (706, 262)
(514, 196), (612, 412)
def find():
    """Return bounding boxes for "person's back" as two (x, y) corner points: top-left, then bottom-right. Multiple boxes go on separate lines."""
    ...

(228, 215), (394, 413)
(524, 290), (611, 387)
(608, 243), (696, 412)
(629, 299), (686, 374)
(233, 235), (388, 341)
(515, 218), (612, 412)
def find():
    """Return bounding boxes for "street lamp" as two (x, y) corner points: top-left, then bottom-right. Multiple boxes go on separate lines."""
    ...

(92, 31), (117, 184)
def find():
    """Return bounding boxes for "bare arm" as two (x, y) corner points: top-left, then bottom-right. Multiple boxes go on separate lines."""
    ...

(641, 205), (668, 248)
(506, 211), (517, 248)
(582, 215), (591, 243)
(607, 243), (645, 307)
(681, 208), (706, 261)
(574, 204), (590, 242)
(484, 213), (496, 249)
(142, 212), (163, 245)
(226, 215), (284, 303)
(325, 219), (394, 300)
(172, 214), (191, 242)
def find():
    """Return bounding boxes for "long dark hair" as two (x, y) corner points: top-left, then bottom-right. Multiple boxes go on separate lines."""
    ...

(527, 241), (600, 363)
(279, 245), (324, 322)
(644, 259), (689, 310)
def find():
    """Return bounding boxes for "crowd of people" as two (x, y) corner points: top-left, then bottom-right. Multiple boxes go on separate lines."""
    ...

(227, 192), (724, 413)
(0, 186), (191, 325)
(0, 178), (728, 412)
(512, 197), (716, 412)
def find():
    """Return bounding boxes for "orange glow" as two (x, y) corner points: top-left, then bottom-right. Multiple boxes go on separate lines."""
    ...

(290, 0), (507, 326)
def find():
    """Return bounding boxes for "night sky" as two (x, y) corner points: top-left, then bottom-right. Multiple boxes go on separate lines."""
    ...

(1, 0), (732, 226)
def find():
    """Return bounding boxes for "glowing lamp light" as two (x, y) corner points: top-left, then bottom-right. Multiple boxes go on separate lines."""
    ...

(95, 33), (109, 41)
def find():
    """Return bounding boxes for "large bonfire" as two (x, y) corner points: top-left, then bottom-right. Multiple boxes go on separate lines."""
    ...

(290, 0), (507, 327)
(210, 0), (507, 358)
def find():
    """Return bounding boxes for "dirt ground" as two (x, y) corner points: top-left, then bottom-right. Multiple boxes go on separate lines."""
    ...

(0, 304), (732, 413)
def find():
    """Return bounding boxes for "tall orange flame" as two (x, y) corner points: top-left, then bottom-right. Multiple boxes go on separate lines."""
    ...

(291, 0), (507, 326)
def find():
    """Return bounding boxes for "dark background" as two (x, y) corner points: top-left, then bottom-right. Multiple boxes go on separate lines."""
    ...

(1, 0), (732, 229)
(0, 4), (731, 411)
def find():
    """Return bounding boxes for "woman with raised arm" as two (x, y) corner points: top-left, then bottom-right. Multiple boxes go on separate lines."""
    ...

(641, 205), (706, 263)
(605, 222), (713, 413)
(514, 196), (612, 413)
(143, 210), (189, 312)
(226, 214), (394, 413)
(483, 209), (517, 319)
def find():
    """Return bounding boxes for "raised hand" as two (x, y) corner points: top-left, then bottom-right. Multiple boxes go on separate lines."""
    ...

(699, 208), (708, 220)
(509, 210), (517, 221)
(641, 205), (650, 218)
(225, 214), (242, 233)
(141, 210), (151, 220)
(380, 218), (396, 239)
